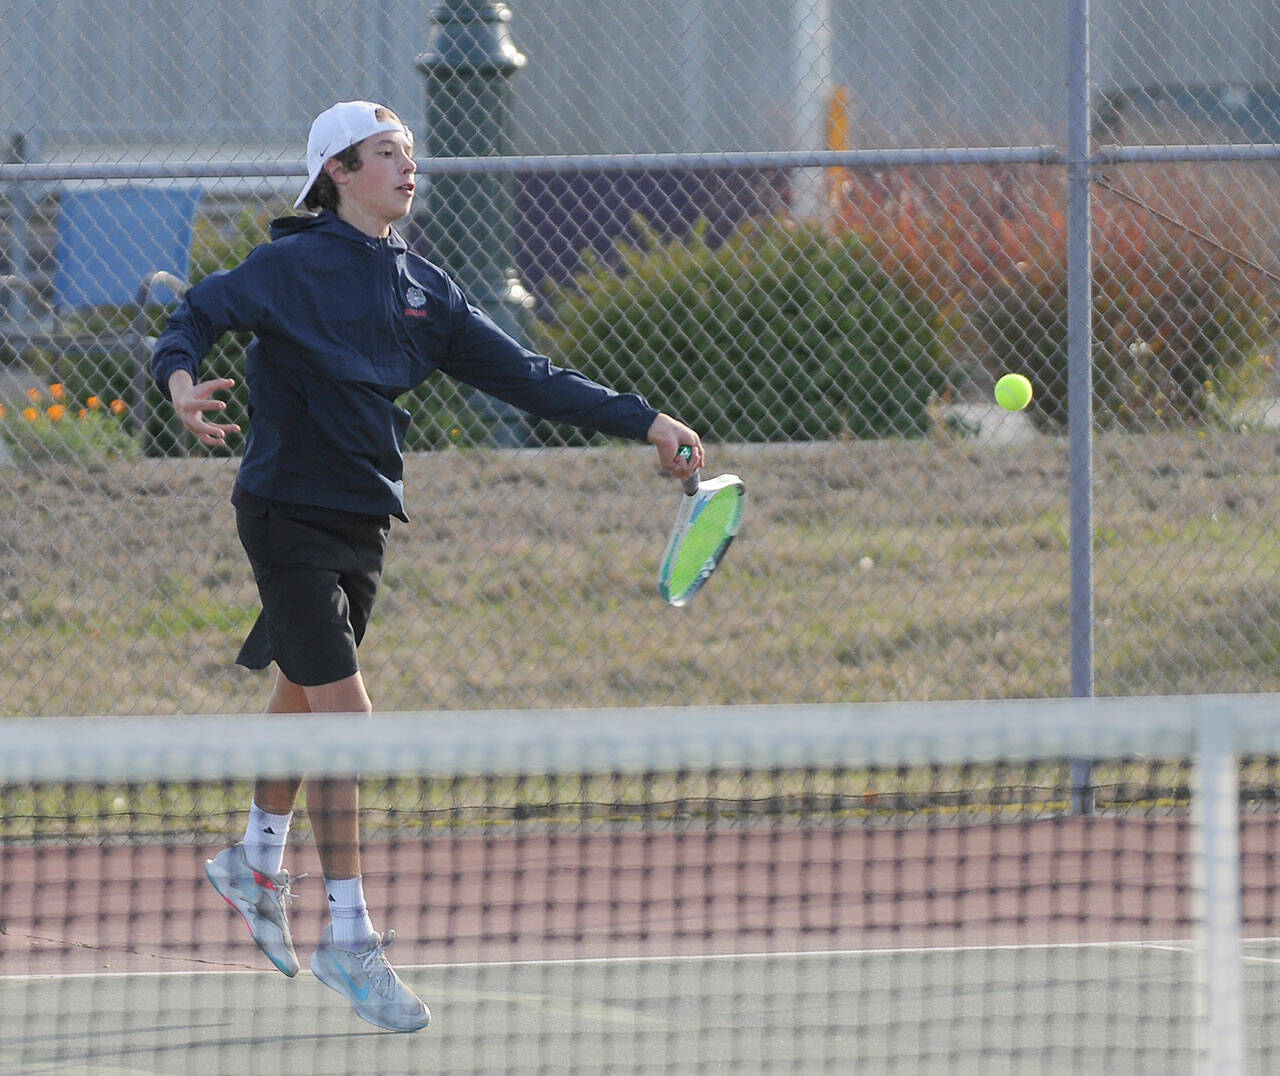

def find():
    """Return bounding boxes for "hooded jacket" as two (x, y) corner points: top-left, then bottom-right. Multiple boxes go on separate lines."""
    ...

(152, 211), (658, 519)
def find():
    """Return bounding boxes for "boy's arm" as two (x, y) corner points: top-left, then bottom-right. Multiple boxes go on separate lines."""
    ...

(152, 250), (275, 402)
(437, 295), (705, 477)
(152, 250), (278, 449)
(437, 295), (659, 439)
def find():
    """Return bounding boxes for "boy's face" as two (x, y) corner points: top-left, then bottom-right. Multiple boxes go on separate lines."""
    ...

(328, 128), (416, 234)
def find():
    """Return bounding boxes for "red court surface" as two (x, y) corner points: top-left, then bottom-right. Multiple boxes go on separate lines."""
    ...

(6, 813), (1260, 978)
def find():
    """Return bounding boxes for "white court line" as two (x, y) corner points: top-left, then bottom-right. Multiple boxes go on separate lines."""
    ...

(9, 934), (1277, 982)
(1239, 946), (1280, 968)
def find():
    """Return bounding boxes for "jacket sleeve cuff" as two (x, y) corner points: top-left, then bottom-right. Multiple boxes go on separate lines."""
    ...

(152, 347), (198, 403)
(634, 405), (661, 441)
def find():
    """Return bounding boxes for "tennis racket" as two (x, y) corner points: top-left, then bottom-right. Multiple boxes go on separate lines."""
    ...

(658, 445), (745, 606)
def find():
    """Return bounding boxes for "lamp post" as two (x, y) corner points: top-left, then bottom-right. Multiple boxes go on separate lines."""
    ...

(418, 1), (534, 445)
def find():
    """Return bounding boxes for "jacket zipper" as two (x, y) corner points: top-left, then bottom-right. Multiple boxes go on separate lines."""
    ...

(376, 240), (396, 369)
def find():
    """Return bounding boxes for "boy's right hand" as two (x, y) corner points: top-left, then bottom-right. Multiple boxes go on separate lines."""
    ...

(168, 371), (241, 449)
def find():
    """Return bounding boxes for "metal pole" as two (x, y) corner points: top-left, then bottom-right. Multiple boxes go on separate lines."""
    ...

(1, 133), (35, 333)
(417, 0), (535, 446)
(1193, 699), (1244, 1072)
(1066, 0), (1095, 814)
(791, 0), (833, 220)
(0, 146), (1065, 185)
(3, 5), (45, 335)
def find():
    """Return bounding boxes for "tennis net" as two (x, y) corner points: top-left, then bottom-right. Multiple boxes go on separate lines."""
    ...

(1, 696), (1276, 1073)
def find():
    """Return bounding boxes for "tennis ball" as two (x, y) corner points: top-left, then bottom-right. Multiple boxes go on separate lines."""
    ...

(994, 373), (1033, 411)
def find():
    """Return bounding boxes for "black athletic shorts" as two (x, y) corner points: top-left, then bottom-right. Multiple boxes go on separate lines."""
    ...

(232, 486), (391, 687)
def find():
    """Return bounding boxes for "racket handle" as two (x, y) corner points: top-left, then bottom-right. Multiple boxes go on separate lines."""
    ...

(677, 444), (700, 496)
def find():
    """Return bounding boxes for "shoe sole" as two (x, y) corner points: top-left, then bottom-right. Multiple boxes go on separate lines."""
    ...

(205, 859), (299, 977)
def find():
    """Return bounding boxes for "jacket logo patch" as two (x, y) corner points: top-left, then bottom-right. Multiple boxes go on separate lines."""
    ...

(404, 285), (429, 318)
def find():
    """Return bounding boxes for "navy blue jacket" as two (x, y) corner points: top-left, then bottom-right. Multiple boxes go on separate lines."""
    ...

(152, 212), (658, 519)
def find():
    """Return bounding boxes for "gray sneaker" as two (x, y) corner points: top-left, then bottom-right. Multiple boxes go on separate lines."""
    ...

(310, 926), (430, 1032)
(204, 843), (301, 977)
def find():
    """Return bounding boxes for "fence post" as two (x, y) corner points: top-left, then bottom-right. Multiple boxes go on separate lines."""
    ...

(1066, 0), (1096, 815)
(790, 0), (833, 219)
(1, 132), (36, 334)
(417, 0), (536, 446)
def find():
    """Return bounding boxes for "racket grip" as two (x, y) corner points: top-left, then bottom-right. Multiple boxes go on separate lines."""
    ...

(676, 444), (700, 496)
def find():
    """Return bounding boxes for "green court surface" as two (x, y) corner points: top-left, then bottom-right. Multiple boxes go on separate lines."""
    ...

(6, 941), (1279, 1074)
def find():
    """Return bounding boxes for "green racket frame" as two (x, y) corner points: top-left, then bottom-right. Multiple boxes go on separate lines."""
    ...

(658, 470), (745, 606)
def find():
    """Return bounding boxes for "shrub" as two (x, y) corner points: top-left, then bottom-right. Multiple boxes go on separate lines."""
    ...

(829, 164), (1066, 302)
(828, 164), (1276, 429)
(977, 239), (1271, 431)
(530, 219), (954, 444)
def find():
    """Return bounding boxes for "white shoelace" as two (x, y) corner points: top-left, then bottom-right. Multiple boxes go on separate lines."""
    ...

(268, 871), (307, 907)
(360, 929), (399, 996)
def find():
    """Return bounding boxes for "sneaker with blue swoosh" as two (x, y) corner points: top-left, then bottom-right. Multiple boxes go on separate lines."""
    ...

(310, 926), (430, 1032)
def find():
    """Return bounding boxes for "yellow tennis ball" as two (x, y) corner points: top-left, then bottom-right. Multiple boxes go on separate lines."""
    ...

(994, 373), (1033, 411)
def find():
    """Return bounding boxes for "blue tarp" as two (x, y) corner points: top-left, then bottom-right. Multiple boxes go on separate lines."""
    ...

(54, 186), (201, 310)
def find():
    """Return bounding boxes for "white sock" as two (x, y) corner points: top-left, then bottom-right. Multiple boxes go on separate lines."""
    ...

(242, 802), (292, 877)
(324, 875), (375, 950)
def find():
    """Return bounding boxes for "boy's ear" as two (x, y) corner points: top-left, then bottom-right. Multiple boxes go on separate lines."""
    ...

(323, 156), (349, 185)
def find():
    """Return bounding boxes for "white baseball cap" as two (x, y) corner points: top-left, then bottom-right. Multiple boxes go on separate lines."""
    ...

(295, 101), (412, 208)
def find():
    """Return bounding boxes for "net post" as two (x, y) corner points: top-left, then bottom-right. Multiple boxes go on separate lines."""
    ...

(1068, 757), (1094, 815)
(1193, 697), (1244, 1074)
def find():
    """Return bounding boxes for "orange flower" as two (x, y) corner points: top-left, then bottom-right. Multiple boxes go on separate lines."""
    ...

(86, 396), (102, 410)
(47, 404), (66, 422)
(49, 383), (66, 402)
(0, 403), (6, 419)
(78, 408), (88, 419)
(109, 398), (127, 416)
(22, 407), (38, 422)
(26, 387), (41, 403)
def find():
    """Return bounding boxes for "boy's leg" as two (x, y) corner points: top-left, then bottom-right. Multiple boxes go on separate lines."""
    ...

(302, 673), (377, 949)
(246, 673), (308, 871)
(301, 673), (429, 1032)
(300, 672), (371, 884)
(253, 671), (310, 816)
(204, 671), (310, 976)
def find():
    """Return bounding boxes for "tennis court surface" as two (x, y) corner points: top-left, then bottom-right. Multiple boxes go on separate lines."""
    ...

(3, 697), (1277, 1072)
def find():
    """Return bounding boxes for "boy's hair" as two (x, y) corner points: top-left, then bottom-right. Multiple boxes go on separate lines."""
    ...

(303, 142), (362, 212)
(303, 106), (405, 213)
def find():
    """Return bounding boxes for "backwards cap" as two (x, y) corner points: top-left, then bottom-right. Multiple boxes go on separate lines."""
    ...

(295, 101), (411, 208)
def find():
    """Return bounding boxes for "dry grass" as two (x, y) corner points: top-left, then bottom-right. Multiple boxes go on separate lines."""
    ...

(1, 431), (1278, 718)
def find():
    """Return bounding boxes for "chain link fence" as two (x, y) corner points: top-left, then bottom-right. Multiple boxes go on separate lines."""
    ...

(1, 1), (1277, 717)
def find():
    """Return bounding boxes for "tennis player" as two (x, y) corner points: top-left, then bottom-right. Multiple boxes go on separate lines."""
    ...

(152, 100), (704, 1033)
